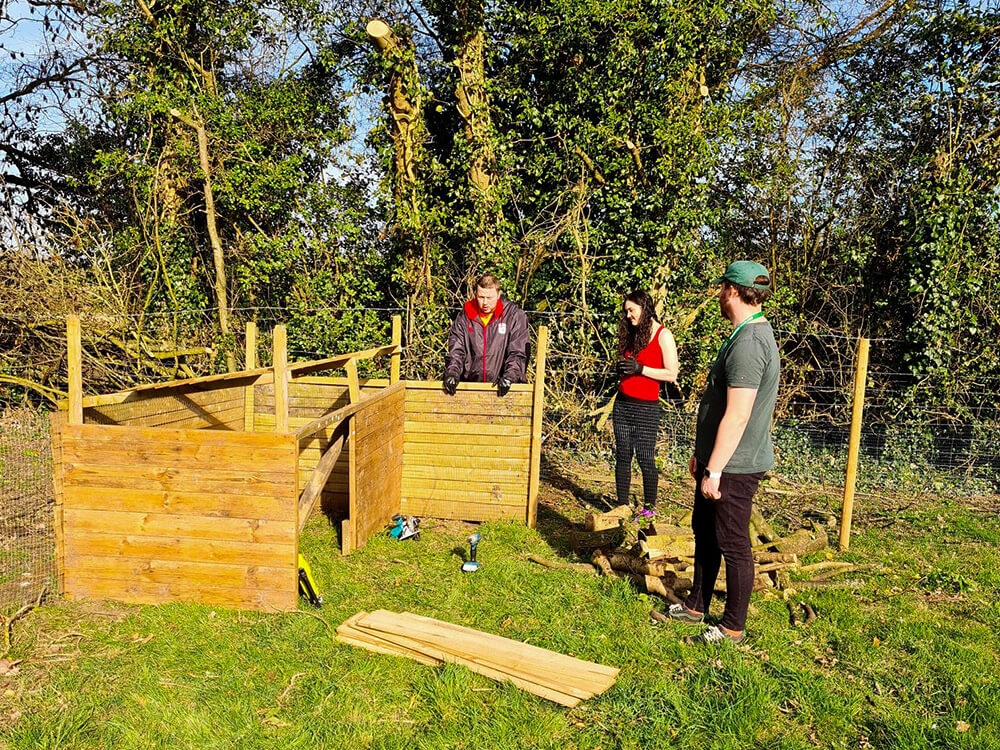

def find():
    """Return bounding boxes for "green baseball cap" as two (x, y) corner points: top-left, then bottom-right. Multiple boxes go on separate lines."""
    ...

(712, 260), (771, 290)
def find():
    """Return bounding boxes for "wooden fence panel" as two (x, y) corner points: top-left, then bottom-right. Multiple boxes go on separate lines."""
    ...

(55, 424), (299, 611)
(342, 386), (405, 553)
(84, 386), (247, 431)
(400, 384), (534, 521)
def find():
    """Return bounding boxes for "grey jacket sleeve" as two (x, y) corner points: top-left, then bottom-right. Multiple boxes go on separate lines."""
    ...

(444, 311), (469, 380)
(502, 304), (530, 383)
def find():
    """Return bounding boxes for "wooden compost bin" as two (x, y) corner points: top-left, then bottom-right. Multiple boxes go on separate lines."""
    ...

(51, 316), (547, 612)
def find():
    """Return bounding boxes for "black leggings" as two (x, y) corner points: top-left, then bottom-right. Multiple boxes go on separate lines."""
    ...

(612, 395), (660, 507)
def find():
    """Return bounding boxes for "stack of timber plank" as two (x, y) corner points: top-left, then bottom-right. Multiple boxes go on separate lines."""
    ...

(337, 609), (618, 707)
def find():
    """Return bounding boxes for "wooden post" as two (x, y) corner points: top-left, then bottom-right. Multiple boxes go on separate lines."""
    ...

(244, 321), (257, 433)
(273, 325), (289, 433)
(840, 337), (870, 551)
(66, 315), (83, 425)
(526, 325), (548, 528)
(390, 314), (402, 384)
(345, 358), (361, 403)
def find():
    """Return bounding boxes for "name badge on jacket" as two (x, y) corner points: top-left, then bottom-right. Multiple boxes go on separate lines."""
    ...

(498, 323), (507, 335)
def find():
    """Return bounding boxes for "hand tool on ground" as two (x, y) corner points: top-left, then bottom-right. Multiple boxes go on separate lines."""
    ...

(462, 533), (481, 572)
(388, 514), (421, 541)
(298, 554), (323, 607)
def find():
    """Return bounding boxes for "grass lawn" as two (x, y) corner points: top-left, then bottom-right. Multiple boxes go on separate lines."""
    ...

(1, 452), (998, 749)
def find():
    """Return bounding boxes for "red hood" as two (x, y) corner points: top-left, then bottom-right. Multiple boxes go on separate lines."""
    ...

(464, 297), (505, 320)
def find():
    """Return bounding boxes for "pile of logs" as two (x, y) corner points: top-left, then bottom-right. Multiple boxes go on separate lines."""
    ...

(556, 504), (857, 599)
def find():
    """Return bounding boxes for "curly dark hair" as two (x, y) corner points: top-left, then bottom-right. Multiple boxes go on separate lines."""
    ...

(617, 290), (657, 358)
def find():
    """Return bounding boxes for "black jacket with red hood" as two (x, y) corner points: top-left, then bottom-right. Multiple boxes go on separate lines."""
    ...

(444, 297), (530, 384)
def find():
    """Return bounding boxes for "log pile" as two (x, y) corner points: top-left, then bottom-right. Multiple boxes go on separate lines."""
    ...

(336, 609), (619, 707)
(580, 506), (853, 597)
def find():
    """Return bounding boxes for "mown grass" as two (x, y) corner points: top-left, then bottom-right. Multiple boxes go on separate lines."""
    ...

(1, 467), (999, 750)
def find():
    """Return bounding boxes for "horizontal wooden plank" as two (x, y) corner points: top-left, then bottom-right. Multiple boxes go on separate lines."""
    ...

(400, 497), (526, 521)
(63, 443), (296, 473)
(64, 530), (296, 567)
(61, 486), (296, 522)
(64, 575), (297, 611)
(63, 465), (297, 501)
(399, 453), (527, 471)
(404, 420), (531, 437)
(401, 464), (529, 482)
(63, 554), (295, 591)
(403, 433), (531, 452)
(62, 423), (296, 451)
(400, 475), (526, 498)
(404, 380), (532, 393)
(405, 402), (532, 420)
(63, 508), (296, 544)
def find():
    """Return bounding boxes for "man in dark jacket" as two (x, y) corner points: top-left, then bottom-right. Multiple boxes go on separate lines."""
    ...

(442, 274), (530, 397)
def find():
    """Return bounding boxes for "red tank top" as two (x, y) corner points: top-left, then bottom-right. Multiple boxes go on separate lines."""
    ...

(619, 325), (665, 401)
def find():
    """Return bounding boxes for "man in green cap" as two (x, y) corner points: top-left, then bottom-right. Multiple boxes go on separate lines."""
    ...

(667, 260), (780, 645)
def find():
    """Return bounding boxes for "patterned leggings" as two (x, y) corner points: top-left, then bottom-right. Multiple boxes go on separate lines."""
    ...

(612, 396), (660, 507)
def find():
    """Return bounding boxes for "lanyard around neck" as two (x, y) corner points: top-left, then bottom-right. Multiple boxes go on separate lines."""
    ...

(715, 311), (764, 365)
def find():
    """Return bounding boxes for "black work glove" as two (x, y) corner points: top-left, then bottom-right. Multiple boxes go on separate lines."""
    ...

(497, 377), (511, 397)
(616, 358), (643, 377)
(443, 376), (459, 395)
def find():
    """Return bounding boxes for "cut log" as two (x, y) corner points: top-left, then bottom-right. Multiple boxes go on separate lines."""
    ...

(571, 526), (625, 553)
(606, 552), (670, 578)
(590, 548), (614, 576)
(773, 525), (829, 557)
(749, 504), (777, 542)
(585, 504), (631, 532)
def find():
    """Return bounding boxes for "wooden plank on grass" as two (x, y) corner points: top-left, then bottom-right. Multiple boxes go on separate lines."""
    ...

(365, 611), (618, 691)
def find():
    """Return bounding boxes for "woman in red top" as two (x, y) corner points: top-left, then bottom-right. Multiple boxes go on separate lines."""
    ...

(613, 290), (679, 510)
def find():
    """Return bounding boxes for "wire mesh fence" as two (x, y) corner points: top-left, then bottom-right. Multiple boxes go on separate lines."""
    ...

(0, 406), (56, 612)
(1, 305), (998, 610)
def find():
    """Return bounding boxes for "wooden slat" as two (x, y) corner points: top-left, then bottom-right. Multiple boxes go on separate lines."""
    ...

(403, 411), (529, 426)
(63, 508), (296, 544)
(61, 486), (296, 521)
(400, 474), (526, 497)
(403, 432), (531, 452)
(404, 380), (532, 393)
(399, 497), (526, 521)
(402, 464), (529, 481)
(63, 423), (293, 451)
(397, 453), (526, 471)
(63, 554), (294, 591)
(363, 611), (613, 696)
(274, 325), (288, 433)
(63, 440), (296, 472)
(63, 531), (295, 567)
(67, 315), (83, 424)
(405, 401), (532, 419)
(64, 576), (296, 611)
(403, 420), (531, 437)
(63, 462), (293, 491)
(339, 618), (580, 707)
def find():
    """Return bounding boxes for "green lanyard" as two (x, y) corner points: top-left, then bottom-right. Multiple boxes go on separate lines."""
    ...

(714, 311), (764, 369)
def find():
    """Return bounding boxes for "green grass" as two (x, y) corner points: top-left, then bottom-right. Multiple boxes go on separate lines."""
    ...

(2, 477), (999, 749)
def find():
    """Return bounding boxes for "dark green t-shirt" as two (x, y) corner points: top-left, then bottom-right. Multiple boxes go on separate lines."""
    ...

(695, 319), (780, 473)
